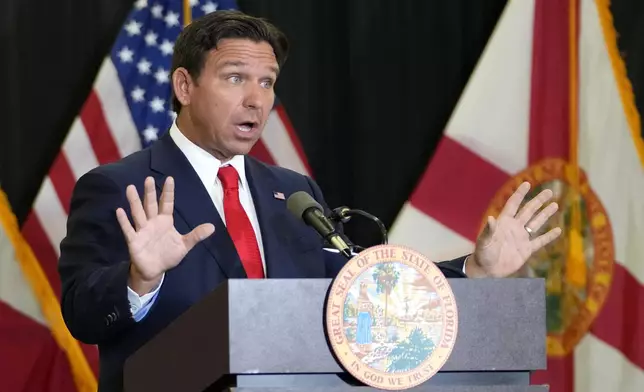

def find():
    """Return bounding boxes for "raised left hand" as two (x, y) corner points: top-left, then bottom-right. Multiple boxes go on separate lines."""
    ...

(466, 182), (563, 278)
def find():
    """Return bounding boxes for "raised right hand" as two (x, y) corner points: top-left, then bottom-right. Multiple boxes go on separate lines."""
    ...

(116, 176), (215, 295)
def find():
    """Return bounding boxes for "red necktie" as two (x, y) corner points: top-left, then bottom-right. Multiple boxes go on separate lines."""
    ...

(217, 165), (265, 279)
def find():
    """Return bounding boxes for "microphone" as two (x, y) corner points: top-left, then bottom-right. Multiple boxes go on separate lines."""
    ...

(286, 191), (353, 259)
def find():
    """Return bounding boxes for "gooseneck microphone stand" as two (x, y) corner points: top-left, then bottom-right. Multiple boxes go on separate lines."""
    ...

(328, 206), (388, 253)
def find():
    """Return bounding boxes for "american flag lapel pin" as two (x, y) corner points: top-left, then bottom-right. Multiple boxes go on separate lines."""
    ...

(273, 191), (285, 200)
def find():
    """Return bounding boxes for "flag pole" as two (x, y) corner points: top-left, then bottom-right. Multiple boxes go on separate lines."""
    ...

(183, 0), (192, 27)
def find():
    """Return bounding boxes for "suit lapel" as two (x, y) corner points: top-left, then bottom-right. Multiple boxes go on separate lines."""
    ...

(149, 134), (247, 279)
(244, 157), (285, 278)
(244, 156), (320, 278)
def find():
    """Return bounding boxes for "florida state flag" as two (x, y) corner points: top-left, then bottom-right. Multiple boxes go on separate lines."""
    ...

(0, 187), (96, 392)
(389, 0), (644, 391)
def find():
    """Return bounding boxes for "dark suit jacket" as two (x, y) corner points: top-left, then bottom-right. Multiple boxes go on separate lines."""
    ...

(58, 133), (467, 391)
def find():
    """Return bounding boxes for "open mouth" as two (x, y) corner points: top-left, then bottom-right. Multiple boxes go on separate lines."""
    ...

(236, 121), (258, 133)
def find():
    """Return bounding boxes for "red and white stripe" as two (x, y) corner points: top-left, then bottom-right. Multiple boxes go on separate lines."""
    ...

(19, 56), (311, 383)
(389, 0), (644, 391)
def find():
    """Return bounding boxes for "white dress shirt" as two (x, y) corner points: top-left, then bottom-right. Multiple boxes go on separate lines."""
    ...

(127, 122), (266, 316)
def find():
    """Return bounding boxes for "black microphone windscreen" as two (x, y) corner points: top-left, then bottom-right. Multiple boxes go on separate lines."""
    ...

(286, 191), (323, 220)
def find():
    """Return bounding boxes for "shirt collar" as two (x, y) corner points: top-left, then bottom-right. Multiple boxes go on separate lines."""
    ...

(169, 121), (247, 190)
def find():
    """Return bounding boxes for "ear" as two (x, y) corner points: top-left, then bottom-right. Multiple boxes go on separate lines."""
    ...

(172, 67), (193, 107)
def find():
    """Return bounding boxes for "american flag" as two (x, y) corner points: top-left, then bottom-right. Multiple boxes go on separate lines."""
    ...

(18, 0), (311, 389)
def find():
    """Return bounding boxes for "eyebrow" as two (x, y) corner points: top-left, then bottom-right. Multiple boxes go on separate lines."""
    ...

(220, 60), (279, 76)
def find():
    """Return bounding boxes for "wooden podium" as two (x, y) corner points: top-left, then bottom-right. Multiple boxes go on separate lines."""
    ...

(123, 278), (548, 391)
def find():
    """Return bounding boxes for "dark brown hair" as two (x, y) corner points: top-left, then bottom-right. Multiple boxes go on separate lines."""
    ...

(171, 10), (289, 112)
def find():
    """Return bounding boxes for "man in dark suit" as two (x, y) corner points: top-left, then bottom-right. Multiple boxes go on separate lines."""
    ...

(58, 10), (561, 392)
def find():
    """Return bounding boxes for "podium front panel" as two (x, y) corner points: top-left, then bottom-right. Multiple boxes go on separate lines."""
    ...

(228, 278), (545, 373)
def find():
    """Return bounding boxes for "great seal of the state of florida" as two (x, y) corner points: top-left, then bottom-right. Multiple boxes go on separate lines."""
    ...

(325, 244), (458, 390)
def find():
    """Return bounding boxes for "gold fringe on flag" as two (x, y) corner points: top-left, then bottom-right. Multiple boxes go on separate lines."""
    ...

(595, 0), (644, 167)
(0, 189), (97, 391)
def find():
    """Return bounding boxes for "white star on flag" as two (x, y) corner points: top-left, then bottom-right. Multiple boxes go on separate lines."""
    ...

(137, 58), (151, 75)
(149, 97), (165, 113)
(151, 4), (164, 19)
(117, 47), (134, 63)
(202, 1), (218, 14)
(164, 11), (180, 28)
(154, 68), (169, 84)
(143, 125), (159, 142)
(124, 20), (142, 36)
(131, 87), (145, 102)
(144, 31), (158, 46)
(134, 0), (148, 10)
(159, 40), (173, 56)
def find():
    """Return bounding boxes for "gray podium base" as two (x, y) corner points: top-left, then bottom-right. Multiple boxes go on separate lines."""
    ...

(231, 376), (547, 391)
(224, 373), (548, 391)
(230, 385), (548, 392)
(232, 388), (547, 392)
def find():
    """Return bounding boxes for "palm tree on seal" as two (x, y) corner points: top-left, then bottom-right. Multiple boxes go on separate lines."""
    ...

(372, 263), (400, 327)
